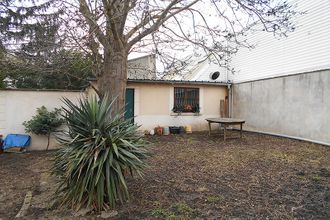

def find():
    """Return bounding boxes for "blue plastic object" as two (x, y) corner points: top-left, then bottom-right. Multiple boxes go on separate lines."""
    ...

(3, 134), (31, 150)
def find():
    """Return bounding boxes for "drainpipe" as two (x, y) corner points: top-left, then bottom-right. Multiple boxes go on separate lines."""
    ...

(227, 83), (232, 118)
(224, 49), (233, 118)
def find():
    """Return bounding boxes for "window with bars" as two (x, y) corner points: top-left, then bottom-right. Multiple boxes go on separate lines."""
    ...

(173, 87), (200, 113)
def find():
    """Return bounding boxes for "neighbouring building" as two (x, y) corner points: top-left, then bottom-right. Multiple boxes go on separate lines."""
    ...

(229, 0), (330, 145)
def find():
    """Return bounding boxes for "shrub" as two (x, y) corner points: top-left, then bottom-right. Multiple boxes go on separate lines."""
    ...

(52, 96), (149, 211)
(23, 106), (63, 150)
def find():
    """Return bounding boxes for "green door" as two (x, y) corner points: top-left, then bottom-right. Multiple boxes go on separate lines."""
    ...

(125, 88), (134, 122)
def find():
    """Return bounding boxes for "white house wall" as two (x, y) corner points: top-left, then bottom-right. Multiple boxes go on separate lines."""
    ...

(165, 56), (229, 83)
(191, 62), (228, 82)
(128, 83), (227, 131)
(230, 0), (330, 83)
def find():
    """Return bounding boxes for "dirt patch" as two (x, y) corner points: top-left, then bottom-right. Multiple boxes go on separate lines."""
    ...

(0, 132), (329, 219)
(0, 151), (54, 219)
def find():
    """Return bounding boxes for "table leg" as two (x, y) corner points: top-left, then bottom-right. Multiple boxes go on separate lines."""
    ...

(223, 124), (227, 141)
(240, 123), (243, 138)
(208, 122), (211, 136)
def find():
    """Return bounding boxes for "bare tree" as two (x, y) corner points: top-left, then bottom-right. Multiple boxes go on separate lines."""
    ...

(59, 0), (297, 113)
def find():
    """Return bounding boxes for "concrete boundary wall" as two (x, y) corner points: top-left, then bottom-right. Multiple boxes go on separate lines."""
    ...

(232, 69), (330, 145)
(0, 89), (84, 150)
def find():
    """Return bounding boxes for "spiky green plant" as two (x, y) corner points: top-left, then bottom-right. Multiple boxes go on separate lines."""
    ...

(52, 96), (149, 211)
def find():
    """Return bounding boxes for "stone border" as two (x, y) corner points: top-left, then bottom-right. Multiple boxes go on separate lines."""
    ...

(15, 191), (32, 218)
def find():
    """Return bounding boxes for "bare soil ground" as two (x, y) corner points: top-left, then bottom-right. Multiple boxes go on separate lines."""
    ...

(0, 131), (329, 219)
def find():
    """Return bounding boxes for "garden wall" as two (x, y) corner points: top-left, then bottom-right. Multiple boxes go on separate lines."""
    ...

(0, 83), (227, 151)
(232, 69), (330, 145)
(0, 89), (84, 150)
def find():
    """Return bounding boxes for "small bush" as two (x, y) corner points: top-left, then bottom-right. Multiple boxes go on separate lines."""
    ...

(311, 176), (322, 182)
(23, 106), (63, 150)
(206, 195), (224, 203)
(150, 208), (170, 218)
(173, 202), (195, 213)
(166, 214), (183, 220)
(52, 96), (149, 211)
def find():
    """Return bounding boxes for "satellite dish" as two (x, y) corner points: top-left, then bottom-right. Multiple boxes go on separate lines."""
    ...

(210, 71), (220, 80)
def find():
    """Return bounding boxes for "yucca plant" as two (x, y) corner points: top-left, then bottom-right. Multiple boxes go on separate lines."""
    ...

(52, 95), (149, 211)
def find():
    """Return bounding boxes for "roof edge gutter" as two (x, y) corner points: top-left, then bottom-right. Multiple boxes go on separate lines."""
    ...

(127, 79), (230, 86)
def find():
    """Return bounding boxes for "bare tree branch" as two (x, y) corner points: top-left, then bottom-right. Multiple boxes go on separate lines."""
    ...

(79, 0), (107, 47)
(127, 0), (199, 50)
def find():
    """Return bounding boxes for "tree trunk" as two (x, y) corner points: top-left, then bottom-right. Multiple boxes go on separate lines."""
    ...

(46, 133), (50, 151)
(98, 48), (128, 116)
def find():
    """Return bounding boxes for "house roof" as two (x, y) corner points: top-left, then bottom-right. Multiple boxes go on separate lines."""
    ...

(127, 78), (229, 86)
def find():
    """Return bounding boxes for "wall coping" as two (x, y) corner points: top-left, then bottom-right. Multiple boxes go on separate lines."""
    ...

(233, 68), (330, 85)
(0, 88), (83, 92)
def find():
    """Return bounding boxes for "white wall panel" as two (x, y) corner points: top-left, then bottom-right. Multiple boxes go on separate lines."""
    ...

(229, 0), (330, 82)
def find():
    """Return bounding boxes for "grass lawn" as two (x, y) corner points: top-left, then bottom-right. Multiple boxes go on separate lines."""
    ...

(0, 131), (329, 219)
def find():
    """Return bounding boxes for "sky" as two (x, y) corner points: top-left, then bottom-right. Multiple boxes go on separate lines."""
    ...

(2, 0), (303, 75)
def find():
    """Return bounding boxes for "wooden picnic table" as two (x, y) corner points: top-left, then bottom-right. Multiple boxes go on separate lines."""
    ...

(205, 118), (245, 141)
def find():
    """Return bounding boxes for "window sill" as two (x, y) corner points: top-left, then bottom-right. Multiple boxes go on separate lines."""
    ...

(170, 112), (201, 116)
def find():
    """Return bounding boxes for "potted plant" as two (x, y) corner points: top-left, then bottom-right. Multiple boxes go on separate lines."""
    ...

(155, 126), (163, 135)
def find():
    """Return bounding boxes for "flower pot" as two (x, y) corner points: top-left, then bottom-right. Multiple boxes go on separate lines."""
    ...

(185, 125), (192, 133)
(155, 126), (163, 135)
(169, 126), (180, 134)
(163, 127), (170, 135)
